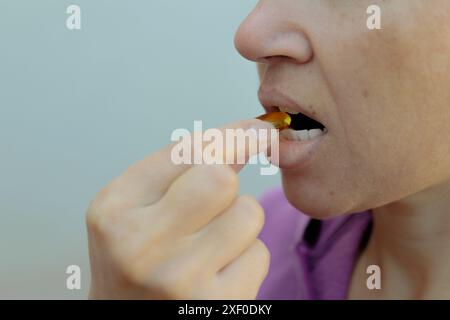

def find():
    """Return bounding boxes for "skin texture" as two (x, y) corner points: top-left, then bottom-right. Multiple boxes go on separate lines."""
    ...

(87, 0), (450, 299)
(86, 120), (276, 299)
(234, 0), (450, 299)
(236, 0), (450, 218)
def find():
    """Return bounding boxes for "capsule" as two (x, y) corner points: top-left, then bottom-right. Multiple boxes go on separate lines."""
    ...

(256, 111), (292, 131)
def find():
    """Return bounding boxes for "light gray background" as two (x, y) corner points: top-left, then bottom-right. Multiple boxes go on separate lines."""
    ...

(0, 1), (280, 298)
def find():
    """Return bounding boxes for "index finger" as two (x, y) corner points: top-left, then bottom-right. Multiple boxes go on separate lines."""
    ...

(114, 119), (276, 206)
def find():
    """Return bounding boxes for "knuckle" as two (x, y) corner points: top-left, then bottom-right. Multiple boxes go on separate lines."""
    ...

(86, 210), (108, 239)
(236, 195), (265, 233)
(254, 240), (271, 270)
(86, 176), (128, 227)
(87, 184), (115, 216)
(207, 165), (239, 192)
(86, 197), (107, 236)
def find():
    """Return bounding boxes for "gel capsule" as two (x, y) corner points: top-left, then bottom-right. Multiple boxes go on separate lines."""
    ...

(256, 111), (291, 131)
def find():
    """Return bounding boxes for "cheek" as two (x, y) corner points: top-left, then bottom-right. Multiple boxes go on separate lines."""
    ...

(286, 2), (450, 216)
(344, 5), (450, 180)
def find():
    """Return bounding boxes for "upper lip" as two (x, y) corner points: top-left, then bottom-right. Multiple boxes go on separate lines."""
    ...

(258, 87), (325, 127)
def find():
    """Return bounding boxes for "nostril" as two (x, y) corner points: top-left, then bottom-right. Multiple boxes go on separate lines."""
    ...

(263, 55), (296, 64)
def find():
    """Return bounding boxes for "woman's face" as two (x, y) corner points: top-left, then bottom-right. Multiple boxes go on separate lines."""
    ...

(235, 0), (450, 218)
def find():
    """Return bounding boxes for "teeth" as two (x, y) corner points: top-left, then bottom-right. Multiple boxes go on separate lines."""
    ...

(279, 128), (327, 142)
(279, 129), (295, 140)
(308, 129), (323, 139)
(298, 130), (309, 140)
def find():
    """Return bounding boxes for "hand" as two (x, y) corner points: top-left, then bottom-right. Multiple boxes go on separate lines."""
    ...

(86, 119), (275, 299)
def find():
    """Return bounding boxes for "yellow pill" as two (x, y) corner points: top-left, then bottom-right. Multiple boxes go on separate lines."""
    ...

(256, 111), (292, 131)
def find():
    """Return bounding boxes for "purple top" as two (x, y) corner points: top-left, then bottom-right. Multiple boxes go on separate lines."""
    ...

(256, 187), (372, 300)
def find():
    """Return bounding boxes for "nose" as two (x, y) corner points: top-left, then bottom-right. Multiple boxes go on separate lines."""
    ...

(234, 1), (313, 64)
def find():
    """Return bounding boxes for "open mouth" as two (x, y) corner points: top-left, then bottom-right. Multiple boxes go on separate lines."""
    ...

(276, 108), (327, 142)
(289, 111), (326, 131)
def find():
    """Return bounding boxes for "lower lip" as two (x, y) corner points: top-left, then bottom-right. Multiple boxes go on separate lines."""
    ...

(271, 132), (327, 170)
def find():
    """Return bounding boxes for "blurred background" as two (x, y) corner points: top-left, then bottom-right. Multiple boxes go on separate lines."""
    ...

(0, 0), (280, 299)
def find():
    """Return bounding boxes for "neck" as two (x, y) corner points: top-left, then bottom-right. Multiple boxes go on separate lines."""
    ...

(367, 179), (450, 299)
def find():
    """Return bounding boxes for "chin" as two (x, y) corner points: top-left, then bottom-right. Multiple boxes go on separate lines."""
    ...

(281, 175), (355, 220)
